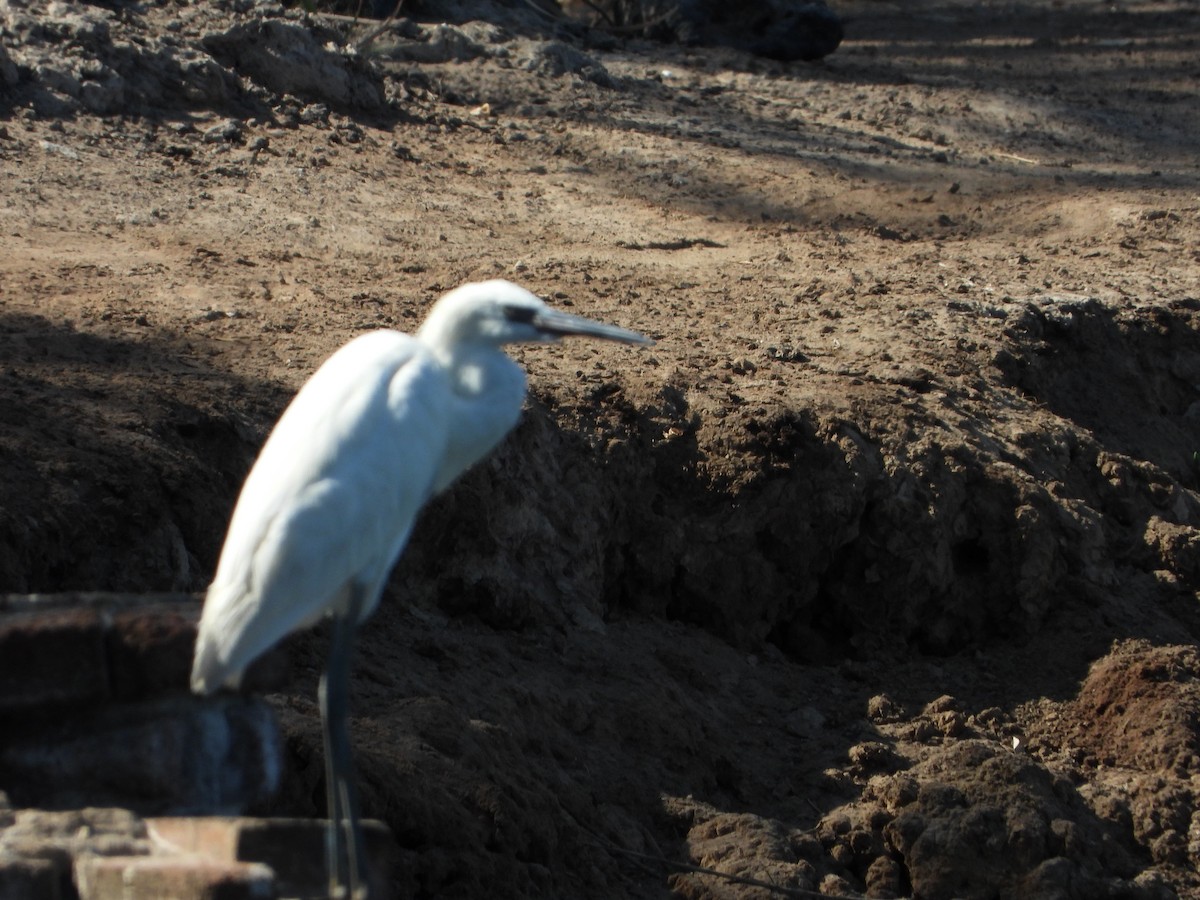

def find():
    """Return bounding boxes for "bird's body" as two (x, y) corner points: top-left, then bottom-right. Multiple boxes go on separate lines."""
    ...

(190, 280), (650, 899)
(191, 331), (447, 689)
(191, 326), (526, 692)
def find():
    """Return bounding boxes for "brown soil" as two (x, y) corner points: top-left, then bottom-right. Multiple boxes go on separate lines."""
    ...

(2, 0), (1200, 897)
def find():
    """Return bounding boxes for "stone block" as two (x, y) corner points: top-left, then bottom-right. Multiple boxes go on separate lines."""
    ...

(0, 697), (280, 813)
(107, 604), (200, 699)
(149, 817), (396, 899)
(76, 854), (275, 900)
(0, 807), (149, 855)
(0, 851), (71, 900)
(0, 592), (288, 710)
(0, 607), (108, 713)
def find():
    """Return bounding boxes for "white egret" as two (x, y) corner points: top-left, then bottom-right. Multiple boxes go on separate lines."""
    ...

(190, 279), (651, 899)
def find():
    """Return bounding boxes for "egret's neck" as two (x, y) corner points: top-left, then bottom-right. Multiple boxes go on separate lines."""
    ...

(431, 343), (527, 493)
(448, 348), (488, 398)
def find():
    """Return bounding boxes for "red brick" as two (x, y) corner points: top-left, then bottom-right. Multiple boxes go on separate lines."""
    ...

(0, 593), (288, 713)
(105, 597), (288, 696)
(0, 607), (108, 712)
(107, 604), (199, 699)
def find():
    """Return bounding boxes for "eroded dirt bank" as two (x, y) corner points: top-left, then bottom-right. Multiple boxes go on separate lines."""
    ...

(2, 0), (1200, 896)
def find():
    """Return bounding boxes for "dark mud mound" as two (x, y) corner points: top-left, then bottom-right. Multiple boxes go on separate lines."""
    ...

(4, 299), (1199, 668)
(579, 0), (843, 61)
(0, 313), (266, 592)
(1029, 641), (1200, 876)
(0, 0), (384, 117)
(401, 298), (1200, 662)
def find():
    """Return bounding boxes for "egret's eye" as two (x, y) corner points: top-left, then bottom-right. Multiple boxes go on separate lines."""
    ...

(503, 304), (538, 325)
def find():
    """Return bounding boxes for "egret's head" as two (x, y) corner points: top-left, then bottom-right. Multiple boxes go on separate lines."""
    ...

(418, 280), (652, 352)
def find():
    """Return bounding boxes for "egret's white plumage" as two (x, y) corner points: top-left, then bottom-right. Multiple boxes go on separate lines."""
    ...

(191, 330), (448, 691)
(189, 279), (649, 898)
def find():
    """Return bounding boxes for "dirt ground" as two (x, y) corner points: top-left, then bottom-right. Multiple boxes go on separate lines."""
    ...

(2, 0), (1200, 897)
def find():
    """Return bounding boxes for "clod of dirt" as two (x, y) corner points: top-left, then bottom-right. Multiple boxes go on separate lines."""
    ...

(1027, 641), (1200, 876)
(1065, 642), (1200, 777)
(519, 40), (615, 87)
(382, 22), (491, 64)
(202, 19), (386, 111)
(876, 741), (1148, 900)
(0, 0), (385, 118)
(1, 0), (240, 115)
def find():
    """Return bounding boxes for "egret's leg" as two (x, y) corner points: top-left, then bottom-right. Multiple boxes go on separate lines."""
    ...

(319, 584), (371, 899)
(318, 667), (346, 898)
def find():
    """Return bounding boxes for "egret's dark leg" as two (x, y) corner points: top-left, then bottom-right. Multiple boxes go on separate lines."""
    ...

(319, 667), (345, 898)
(319, 584), (371, 899)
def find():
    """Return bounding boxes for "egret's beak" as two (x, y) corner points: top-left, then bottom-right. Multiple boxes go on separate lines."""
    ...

(532, 308), (654, 346)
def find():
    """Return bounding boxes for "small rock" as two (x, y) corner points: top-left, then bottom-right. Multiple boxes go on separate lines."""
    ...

(819, 874), (857, 896)
(867, 693), (905, 724)
(38, 140), (80, 160)
(521, 40), (614, 88)
(828, 841), (854, 866)
(971, 706), (1008, 728)
(334, 122), (363, 143)
(865, 854), (903, 898)
(922, 694), (960, 715)
(785, 706), (826, 737)
(386, 23), (486, 64)
(390, 142), (417, 161)
(849, 741), (898, 774)
(299, 103), (329, 125)
(908, 718), (939, 744)
(203, 118), (243, 143)
(817, 812), (852, 841)
(870, 773), (920, 812)
(931, 709), (968, 737)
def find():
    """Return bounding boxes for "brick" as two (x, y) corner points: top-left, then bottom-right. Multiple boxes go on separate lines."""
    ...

(146, 817), (244, 862)
(0, 607), (108, 713)
(0, 807), (149, 852)
(149, 817), (396, 899)
(76, 854), (275, 900)
(107, 604), (199, 699)
(0, 592), (288, 707)
(106, 598), (288, 697)
(0, 697), (281, 812)
(0, 851), (71, 900)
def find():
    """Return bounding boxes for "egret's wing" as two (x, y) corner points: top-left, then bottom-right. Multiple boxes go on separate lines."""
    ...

(192, 331), (451, 692)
